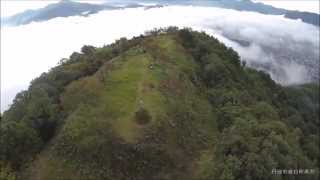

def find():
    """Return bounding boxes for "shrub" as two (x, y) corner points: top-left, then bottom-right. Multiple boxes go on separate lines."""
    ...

(135, 108), (152, 125)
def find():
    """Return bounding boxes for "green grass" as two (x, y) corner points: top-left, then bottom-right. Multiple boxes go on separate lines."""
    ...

(101, 48), (168, 142)
(24, 34), (218, 180)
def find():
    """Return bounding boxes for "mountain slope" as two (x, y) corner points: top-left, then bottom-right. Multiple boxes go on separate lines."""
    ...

(166, 0), (320, 26)
(1, 28), (319, 180)
(1, 0), (114, 26)
(1, 0), (158, 26)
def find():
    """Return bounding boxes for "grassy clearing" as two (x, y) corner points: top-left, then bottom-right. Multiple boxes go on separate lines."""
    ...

(101, 48), (168, 142)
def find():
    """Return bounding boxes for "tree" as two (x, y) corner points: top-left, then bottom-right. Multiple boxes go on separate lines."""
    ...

(81, 45), (96, 55)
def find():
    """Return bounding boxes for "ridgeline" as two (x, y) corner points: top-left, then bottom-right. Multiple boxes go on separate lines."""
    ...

(1, 28), (319, 180)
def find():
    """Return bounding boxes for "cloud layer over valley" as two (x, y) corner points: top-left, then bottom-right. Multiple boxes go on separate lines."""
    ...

(1, 5), (319, 112)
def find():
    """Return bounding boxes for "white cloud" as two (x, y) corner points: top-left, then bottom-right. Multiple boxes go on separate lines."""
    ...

(1, 6), (319, 112)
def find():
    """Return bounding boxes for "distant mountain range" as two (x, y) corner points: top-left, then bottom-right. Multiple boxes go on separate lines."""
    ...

(166, 0), (319, 26)
(1, 0), (163, 26)
(2, 0), (319, 27)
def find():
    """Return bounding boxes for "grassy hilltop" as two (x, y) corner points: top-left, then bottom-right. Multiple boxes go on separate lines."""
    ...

(1, 27), (319, 180)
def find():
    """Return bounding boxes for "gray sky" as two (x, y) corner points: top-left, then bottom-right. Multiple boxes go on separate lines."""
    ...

(1, 0), (319, 17)
(254, 0), (319, 13)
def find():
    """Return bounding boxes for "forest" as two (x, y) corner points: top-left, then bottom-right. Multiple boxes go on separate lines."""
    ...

(0, 27), (319, 180)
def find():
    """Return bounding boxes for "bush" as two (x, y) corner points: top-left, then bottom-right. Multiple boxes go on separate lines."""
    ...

(0, 163), (16, 180)
(135, 108), (152, 125)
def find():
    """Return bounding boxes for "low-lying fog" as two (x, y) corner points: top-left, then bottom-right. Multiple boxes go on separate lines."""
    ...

(1, 5), (319, 112)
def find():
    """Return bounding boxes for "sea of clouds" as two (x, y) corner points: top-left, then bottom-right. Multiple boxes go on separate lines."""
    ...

(1, 5), (319, 112)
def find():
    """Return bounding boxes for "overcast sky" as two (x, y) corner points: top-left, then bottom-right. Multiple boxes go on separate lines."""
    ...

(254, 0), (319, 13)
(0, 0), (108, 17)
(1, 0), (319, 17)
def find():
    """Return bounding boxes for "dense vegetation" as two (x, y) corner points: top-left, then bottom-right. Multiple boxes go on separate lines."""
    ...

(0, 27), (319, 180)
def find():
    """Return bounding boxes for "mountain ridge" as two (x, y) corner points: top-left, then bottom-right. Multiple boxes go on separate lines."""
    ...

(2, 0), (319, 27)
(1, 28), (319, 180)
